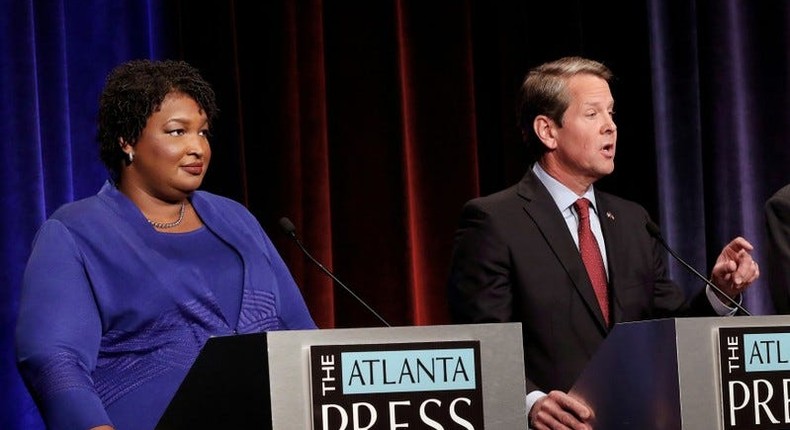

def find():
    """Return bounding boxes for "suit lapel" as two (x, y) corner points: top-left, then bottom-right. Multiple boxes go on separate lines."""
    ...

(595, 191), (623, 326)
(518, 171), (609, 332)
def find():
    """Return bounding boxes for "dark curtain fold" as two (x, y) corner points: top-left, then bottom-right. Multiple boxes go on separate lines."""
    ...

(5, 0), (790, 428)
(235, 0), (338, 327)
(391, 1), (480, 323)
(647, 0), (708, 300)
(649, 0), (790, 315)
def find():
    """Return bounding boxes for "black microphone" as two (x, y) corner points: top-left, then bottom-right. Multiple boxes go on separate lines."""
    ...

(645, 220), (751, 316)
(279, 217), (392, 327)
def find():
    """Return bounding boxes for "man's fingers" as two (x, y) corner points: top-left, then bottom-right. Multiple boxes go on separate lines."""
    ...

(555, 395), (591, 419)
(727, 237), (754, 253)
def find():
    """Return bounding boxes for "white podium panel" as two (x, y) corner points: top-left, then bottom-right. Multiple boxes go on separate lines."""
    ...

(158, 323), (527, 429)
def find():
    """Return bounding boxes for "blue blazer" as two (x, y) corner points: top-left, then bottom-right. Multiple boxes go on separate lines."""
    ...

(17, 181), (316, 430)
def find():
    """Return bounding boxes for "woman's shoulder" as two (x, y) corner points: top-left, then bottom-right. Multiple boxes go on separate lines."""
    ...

(49, 181), (127, 222)
(49, 194), (107, 223)
(192, 190), (249, 213)
(191, 190), (260, 229)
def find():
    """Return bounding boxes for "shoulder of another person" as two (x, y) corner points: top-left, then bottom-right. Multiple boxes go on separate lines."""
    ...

(767, 183), (790, 205)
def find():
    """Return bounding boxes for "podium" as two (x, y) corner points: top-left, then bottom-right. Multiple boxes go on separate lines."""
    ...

(157, 323), (527, 429)
(569, 315), (790, 430)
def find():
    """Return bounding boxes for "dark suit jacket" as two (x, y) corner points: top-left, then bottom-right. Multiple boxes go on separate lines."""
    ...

(765, 183), (790, 314)
(448, 169), (715, 393)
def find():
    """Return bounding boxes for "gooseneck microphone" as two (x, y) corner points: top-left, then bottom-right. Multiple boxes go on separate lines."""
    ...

(645, 220), (751, 316)
(279, 217), (392, 327)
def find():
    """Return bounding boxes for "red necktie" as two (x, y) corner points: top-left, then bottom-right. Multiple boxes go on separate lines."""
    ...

(574, 198), (610, 325)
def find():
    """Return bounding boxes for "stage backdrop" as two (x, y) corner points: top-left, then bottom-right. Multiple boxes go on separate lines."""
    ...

(3, 1), (789, 429)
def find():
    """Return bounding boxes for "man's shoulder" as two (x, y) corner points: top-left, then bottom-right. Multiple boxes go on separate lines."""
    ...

(594, 189), (653, 231)
(595, 189), (646, 211)
(465, 183), (523, 211)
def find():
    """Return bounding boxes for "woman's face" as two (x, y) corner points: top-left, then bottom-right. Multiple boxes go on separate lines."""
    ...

(123, 92), (211, 201)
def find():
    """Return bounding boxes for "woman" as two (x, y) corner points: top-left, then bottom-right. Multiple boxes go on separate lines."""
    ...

(16, 59), (317, 430)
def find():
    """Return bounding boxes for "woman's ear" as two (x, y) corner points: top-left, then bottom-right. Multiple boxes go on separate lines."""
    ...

(119, 138), (134, 164)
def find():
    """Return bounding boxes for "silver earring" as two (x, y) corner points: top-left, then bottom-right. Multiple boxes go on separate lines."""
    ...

(128, 152), (134, 163)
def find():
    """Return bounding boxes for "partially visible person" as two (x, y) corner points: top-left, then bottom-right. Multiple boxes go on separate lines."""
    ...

(765, 183), (790, 314)
(16, 59), (316, 430)
(447, 56), (760, 429)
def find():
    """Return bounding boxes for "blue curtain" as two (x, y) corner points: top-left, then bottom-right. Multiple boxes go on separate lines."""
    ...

(1, 1), (165, 428)
(647, 0), (789, 315)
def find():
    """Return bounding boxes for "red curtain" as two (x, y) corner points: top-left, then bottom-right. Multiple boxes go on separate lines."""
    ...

(164, 0), (657, 327)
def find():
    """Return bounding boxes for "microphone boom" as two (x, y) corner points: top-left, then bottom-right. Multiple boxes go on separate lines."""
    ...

(279, 217), (392, 327)
(645, 220), (751, 316)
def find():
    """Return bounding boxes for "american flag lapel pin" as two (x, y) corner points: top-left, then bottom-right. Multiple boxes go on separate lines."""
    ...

(606, 211), (615, 221)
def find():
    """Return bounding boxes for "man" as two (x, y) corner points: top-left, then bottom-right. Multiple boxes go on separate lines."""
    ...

(765, 183), (790, 314)
(447, 56), (759, 429)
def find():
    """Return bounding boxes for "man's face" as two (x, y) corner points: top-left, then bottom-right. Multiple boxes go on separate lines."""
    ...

(546, 74), (616, 191)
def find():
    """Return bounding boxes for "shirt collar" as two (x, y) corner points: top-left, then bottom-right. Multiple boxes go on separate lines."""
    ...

(532, 163), (597, 213)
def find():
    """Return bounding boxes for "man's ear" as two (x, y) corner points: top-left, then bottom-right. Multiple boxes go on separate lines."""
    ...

(533, 115), (558, 150)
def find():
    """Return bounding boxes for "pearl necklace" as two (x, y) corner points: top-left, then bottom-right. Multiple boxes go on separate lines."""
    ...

(147, 201), (186, 229)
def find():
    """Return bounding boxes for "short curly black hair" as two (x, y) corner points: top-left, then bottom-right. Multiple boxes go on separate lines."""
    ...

(97, 59), (219, 181)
